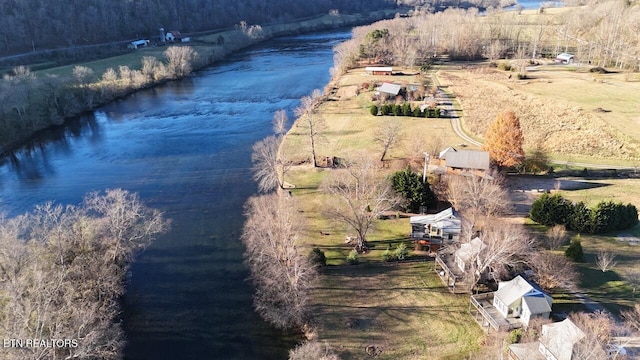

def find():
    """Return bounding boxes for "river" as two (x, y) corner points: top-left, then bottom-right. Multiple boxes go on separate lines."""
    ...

(0, 30), (350, 359)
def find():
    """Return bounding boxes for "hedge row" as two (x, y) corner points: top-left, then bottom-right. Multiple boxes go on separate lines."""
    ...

(530, 193), (638, 234)
(370, 104), (442, 118)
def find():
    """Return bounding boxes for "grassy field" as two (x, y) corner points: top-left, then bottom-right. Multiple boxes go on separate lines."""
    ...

(311, 262), (484, 360)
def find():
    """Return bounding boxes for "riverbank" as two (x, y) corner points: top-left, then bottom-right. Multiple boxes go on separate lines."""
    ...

(0, 8), (400, 157)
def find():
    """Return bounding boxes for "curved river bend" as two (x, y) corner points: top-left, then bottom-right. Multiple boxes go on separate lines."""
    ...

(0, 30), (349, 359)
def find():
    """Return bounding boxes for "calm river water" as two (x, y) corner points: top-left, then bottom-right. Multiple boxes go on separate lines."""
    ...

(0, 30), (350, 359)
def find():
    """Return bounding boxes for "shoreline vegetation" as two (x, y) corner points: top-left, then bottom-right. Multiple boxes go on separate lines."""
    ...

(0, 8), (400, 157)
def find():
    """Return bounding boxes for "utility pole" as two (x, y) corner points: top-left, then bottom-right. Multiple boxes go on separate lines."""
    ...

(423, 152), (430, 182)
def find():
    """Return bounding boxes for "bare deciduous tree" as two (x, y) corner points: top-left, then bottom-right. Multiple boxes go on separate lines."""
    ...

(465, 221), (534, 291)
(323, 154), (401, 252)
(621, 304), (640, 332)
(164, 46), (198, 78)
(295, 89), (325, 167)
(569, 311), (620, 360)
(251, 135), (291, 192)
(289, 341), (340, 360)
(545, 224), (568, 250)
(242, 194), (317, 330)
(444, 173), (509, 228)
(596, 251), (617, 272)
(374, 118), (401, 161)
(529, 251), (578, 291)
(621, 270), (640, 298)
(0, 189), (167, 360)
(273, 109), (289, 137)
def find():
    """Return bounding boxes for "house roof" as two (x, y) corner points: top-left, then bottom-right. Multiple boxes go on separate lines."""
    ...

(540, 319), (585, 360)
(507, 342), (545, 360)
(410, 207), (457, 224)
(440, 147), (490, 171)
(377, 82), (401, 96)
(522, 294), (552, 315)
(495, 275), (551, 310)
(365, 66), (393, 72)
(455, 237), (485, 263)
(556, 53), (574, 60)
(168, 30), (183, 38)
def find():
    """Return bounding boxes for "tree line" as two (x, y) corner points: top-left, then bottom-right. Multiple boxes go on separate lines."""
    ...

(333, 0), (640, 75)
(0, 189), (168, 360)
(0, 0), (392, 55)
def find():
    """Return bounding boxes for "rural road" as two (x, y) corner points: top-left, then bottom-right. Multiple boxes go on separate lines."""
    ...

(433, 72), (638, 171)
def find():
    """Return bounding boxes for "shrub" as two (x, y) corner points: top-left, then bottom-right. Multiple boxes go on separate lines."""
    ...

(382, 246), (396, 262)
(412, 107), (422, 117)
(402, 103), (412, 116)
(347, 249), (359, 265)
(394, 243), (408, 261)
(433, 107), (440, 118)
(309, 247), (327, 267)
(565, 240), (584, 262)
(392, 104), (402, 116)
(369, 105), (378, 116)
(507, 328), (524, 344)
(517, 73), (528, 80)
(380, 104), (391, 116)
(529, 193), (573, 226)
(568, 202), (593, 233)
(498, 61), (512, 71)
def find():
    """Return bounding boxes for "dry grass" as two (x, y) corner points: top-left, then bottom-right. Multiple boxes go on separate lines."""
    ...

(437, 67), (640, 162)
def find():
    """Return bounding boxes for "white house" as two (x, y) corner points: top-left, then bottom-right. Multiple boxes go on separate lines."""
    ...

(454, 237), (485, 272)
(166, 30), (186, 42)
(492, 275), (553, 327)
(556, 53), (575, 64)
(410, 207), (461, 242)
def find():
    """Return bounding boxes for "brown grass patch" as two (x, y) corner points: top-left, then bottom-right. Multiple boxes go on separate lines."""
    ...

(438, 68), (640, 161)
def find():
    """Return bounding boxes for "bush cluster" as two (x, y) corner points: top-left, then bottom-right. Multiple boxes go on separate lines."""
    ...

(382, 243), (409, 262)
(308, 247), (327, 267)
(374, 103), (441, 118)
(347, 249), (359, 265)
(530, 193), (638, 234)
(390, 167), (436, 213)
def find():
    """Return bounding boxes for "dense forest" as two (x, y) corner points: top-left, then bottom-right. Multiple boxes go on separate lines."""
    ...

(0, 0), (393, 54)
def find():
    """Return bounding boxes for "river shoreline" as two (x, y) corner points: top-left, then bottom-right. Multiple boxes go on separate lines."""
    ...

(0, 8), (400, 159)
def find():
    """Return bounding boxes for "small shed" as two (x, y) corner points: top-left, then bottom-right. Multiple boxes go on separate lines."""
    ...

(365, 66), (393, 75)
(376, 82), (401, 96)
(555, 53), (574, 64)
(454, 237), (486, 272)
(439, 147), (490, 172)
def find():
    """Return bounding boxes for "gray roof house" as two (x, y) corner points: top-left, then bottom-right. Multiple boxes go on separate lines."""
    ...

(439, 147), (490, 171)
(507, 318), (610, 360)
(555, 53), (575, 64)
(410, 207), (461, 242)
(493, 275), (553, 326)
(470, 275), (552, 332)
(376, 82), (402, 96)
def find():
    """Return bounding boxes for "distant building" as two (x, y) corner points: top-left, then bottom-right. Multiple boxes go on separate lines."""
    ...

(556, 53), (575, 64)
(376, 82), (401, 97)
(365, 66), (393, 75)
(166, 30), (189, 43)
(410, 207), (461, 242)
(128, 39), (150, 49)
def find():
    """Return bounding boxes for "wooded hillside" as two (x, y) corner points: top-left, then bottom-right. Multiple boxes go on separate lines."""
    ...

(0, 0), (392, 54)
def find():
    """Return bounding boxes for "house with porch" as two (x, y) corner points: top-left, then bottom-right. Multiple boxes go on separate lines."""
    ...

(470, 275), (552, 332)
(410, 207), (461, 243)
(365, 66), (393, 75)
